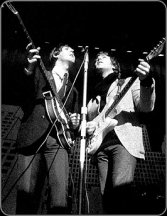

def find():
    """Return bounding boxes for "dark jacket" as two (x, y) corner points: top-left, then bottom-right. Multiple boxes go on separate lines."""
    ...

(16, 66), (79, 155)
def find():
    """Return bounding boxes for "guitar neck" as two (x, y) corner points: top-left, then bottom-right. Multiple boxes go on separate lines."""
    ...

(16, 13), (70, 121)
(105, 75), (137, 117)
(15, 11), (57, 97)
(38, 60), (57, 96)
(105, 52), (148, 118)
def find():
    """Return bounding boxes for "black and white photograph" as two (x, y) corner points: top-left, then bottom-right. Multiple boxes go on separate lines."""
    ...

(1, 0), (166, 215)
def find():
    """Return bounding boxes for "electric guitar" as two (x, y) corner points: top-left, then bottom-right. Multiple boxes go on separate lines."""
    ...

(6, 2), (74, 151)
(87, 38), (166, 155)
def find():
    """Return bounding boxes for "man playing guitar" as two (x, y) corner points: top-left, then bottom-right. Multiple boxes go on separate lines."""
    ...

(16, 43), (80, 214)
(86, 50), (156, 214)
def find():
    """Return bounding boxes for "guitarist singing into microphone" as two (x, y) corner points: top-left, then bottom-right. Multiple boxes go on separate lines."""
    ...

(16, 43), (80, 214)
(86, 51), (156, 214)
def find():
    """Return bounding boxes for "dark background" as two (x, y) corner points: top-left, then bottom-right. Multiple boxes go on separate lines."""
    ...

(1, 0), (166, 151)
(1, 1), (166, 50)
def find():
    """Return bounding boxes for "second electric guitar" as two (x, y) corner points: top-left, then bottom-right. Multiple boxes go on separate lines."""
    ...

(87, 38), (165, 155)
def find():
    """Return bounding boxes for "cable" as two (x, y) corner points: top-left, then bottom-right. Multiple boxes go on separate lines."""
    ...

(84, 151), (90, 214)
(67, 139), (79, 214)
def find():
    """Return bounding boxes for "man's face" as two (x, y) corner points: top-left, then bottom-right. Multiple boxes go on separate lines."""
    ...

(95, 54), (114, 71)
(58, 46), (75, 63)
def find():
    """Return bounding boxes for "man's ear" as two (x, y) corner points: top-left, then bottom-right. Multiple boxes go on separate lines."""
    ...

(52, 53), (59, 59)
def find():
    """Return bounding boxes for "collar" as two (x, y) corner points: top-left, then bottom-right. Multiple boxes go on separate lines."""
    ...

(52, 68), (68, 81)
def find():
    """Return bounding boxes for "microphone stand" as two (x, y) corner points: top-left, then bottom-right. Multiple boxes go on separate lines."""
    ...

(78, 47), (89, 214)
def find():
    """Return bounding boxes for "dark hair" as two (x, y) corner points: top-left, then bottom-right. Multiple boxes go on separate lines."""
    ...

(49, 44), (70, 67)
(95, 51), (120, 74)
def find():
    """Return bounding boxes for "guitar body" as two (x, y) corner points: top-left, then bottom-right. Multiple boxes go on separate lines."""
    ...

(87, 102), (118, 155)
(87, 115), (118, 154)
(43, 91), (74, 151)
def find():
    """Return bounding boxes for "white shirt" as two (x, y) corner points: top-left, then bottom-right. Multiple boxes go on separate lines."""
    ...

(52, 67), (68, 92)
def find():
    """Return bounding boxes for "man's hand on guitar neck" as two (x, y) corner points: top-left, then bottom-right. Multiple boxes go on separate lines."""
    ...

(135, 59), (151, 81)
(24, 42), (41, 75)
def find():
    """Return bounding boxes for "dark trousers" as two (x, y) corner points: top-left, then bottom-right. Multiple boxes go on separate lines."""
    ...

(16, 136), (69, 214)
(96, 142), (137, 214)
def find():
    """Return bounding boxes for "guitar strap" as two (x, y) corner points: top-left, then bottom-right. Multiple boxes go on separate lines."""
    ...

(47, 70), (57, 94)
(116, 71), (125, 96)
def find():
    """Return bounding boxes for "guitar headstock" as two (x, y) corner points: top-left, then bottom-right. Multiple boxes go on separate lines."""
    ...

(146, 38), (166, 62)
